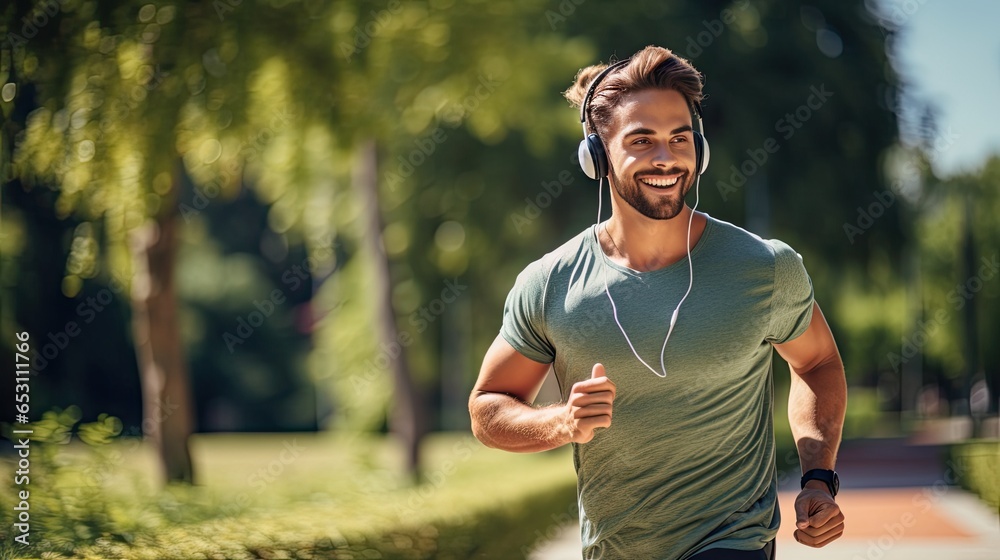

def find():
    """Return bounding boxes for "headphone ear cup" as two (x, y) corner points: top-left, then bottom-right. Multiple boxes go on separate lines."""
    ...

(578, 138), (598, 180)
(693, 131), (710, 175)
(578, 134), (609, 180)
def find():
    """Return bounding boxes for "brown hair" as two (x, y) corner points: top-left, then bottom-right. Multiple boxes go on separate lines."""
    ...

(564, 45), (704, 137)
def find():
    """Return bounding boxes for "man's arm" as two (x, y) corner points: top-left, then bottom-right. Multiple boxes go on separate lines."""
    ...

(775, 301), (847, 472)
(469, 334), (616, 453)
(774, 301), (847, 548)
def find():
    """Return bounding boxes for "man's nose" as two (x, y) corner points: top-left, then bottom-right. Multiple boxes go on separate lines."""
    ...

(650, 143), (678, 168)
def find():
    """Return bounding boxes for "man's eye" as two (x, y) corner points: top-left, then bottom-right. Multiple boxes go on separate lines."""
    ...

(671, 136), (687, 143)
(633, 138), (651, 145)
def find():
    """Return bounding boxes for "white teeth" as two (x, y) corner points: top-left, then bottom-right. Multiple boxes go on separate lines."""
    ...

(640, 176), (679, 187)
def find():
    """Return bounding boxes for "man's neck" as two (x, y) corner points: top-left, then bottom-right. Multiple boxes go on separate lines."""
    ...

(601, 206), (707, 272)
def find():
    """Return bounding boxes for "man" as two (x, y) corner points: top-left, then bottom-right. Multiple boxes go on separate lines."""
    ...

(468, 45), (847, 559)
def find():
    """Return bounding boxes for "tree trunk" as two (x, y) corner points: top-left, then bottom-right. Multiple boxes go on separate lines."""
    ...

(960, 194), (982, 436)
(352, 139), (426, 480)
(129, 161), (195, 484)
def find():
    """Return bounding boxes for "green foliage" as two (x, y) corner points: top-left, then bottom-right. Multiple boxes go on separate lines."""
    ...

(77, 413), (124, 446)
(840, 388), (888, 438)
(3, 0), (993, 468)
(0, 432), (577, 559)
(949, 439), (1000, 510)
(18, 405), (82, 445)
(176, 211), (319, 432)
(913, 156), (1000, 379)
(0, 407), (129, 559)
(311, 255), (391, 432)
(0, 0), (594, 436)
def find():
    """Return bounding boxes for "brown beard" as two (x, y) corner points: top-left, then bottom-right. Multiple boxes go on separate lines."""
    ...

(609, 166), (694, 220)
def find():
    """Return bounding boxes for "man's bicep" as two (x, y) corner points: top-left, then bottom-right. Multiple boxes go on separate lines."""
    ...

(773, 302), (841, 374)
(473, 334), (553, 404)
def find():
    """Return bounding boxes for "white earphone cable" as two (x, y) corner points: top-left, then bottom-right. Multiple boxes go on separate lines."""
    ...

(597, 176), (604, 224)
(596, 173), (700, 378)
(659, 173), (700, 375)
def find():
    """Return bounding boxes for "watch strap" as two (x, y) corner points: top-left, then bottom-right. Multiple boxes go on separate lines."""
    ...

(800, 468), (838, 497)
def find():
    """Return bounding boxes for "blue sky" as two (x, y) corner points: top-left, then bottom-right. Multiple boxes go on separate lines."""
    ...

(888, 0), (1000, 175)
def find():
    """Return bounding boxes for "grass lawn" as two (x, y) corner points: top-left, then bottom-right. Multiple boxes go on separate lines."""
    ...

(0, 432), (577, 559)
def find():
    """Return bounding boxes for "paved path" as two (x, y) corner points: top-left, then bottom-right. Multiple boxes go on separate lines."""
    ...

(529, 439), (1000, 560)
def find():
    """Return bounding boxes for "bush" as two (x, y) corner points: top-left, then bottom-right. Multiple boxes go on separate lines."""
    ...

(0, 428), (578, 559)
(949, 439), (1000, 510)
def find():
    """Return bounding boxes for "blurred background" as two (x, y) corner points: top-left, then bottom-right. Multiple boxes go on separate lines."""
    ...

(0, 0), (997, 558)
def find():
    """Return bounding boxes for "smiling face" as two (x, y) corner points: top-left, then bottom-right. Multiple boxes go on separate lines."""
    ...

(604, 88), (698, 220)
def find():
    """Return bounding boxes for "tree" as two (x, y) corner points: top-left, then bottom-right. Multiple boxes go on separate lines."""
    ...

(909, 156), (1000, 419)
(3, 0), (587, 481)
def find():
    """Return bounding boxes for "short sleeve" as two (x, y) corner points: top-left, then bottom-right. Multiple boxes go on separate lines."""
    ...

(500, 259), (556, 364)
(765, 240), (815, 344)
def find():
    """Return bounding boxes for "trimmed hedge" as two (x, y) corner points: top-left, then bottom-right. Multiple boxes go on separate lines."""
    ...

(949, 439), (1000, 510)
(0, 433), (578, 559)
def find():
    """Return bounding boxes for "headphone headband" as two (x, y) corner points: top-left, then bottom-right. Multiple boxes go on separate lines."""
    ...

(579, 58), (630, 131)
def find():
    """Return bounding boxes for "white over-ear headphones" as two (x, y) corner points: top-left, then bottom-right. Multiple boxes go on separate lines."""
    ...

(578, 58), (710, 180)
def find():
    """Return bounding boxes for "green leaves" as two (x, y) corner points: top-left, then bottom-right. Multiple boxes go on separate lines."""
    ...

(24, 405), (82, 445)
(78, 412), (124, 446)
(1, 405), (122, 446)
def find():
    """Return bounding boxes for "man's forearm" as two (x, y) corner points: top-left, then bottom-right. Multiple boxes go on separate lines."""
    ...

(788, 357), (847, 472)
(469, 392), (571, 453)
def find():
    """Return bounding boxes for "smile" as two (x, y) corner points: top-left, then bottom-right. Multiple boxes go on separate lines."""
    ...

(638, 174), (682, 188)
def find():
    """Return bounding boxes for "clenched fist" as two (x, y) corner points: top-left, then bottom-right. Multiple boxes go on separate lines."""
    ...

(562, 363), (616, 443)
(793, 487), (845, 547)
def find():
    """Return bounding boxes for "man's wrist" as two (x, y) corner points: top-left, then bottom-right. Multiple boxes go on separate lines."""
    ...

(803, 479), (834, 496)
(547, 403), (576, 446)
(801, 468), (840, 497)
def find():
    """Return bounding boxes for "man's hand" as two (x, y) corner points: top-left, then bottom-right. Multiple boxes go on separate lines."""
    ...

(793, 486), (845, 547)
(562, 363), (616, 443)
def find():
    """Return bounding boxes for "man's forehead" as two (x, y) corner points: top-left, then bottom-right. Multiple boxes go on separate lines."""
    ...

(610, 89), (693, 134)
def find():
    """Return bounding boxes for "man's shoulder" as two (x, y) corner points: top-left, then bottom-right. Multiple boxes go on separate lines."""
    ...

(705, 215), (800, 264)
(515, 226), (595, 281)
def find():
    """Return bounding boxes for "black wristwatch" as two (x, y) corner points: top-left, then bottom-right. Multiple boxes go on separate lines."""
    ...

(800, 469), (839, 497)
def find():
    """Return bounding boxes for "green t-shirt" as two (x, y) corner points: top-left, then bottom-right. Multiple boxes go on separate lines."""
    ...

(500, 215), (814, 560)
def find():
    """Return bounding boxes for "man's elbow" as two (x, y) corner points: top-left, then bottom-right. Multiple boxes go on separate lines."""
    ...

(470, 424), (499, 449)
(468, 391), (498, 448)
